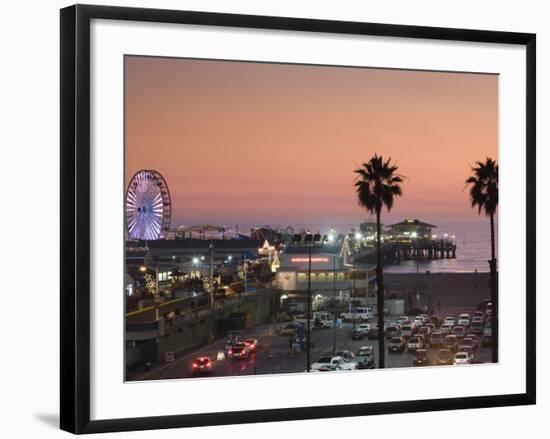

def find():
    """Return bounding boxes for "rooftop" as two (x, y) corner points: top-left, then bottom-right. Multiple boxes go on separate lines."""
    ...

(388, 219), (437, 228)
(127, 238), (261, 250)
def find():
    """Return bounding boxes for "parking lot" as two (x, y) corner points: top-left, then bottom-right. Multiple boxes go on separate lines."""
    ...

(128, 310), (493, 381)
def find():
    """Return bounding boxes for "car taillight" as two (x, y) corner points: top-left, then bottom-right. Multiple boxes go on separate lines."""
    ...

(192, 363), (198, 368)
(207, 362), (212, 367)
(228, 350), (232, 355)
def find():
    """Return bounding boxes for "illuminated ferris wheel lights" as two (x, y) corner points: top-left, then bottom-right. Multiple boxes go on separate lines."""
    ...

(125, 169), (171, 240)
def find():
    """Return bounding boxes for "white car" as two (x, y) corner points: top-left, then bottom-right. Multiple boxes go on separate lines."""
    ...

(357, 323), (371, 334)
(311, 356), (358, 371)
(444, 316), (456, 326)
(440, 323), (453, 335)
(340, 307), (374, 321)
(401, 324), (413, 338)
(458, 314), (471, 326)
(397, 316), (410, 325)
(407, 336), (424, 351)
(453, 352), (471, 365)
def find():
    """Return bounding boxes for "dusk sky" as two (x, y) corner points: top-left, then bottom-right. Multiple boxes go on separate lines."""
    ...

(125, 56), (498, 230)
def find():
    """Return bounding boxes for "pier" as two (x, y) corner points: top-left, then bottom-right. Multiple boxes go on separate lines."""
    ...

(358, 240), (457, 265)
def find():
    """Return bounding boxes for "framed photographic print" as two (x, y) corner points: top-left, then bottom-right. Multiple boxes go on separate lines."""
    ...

(60, 4), (536, 434)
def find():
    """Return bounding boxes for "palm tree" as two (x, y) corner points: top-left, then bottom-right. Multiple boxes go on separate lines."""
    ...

(465, 157), (498, 362)
(354, 154), (404, 368)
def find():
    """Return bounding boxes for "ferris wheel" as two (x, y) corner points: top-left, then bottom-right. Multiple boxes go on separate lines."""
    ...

(125, 169), (171, 240)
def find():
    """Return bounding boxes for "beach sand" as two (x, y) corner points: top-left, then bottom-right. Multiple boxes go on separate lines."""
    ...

(384, 272), (493, 314)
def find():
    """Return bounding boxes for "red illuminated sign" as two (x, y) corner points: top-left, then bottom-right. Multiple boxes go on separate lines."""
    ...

(291, 257), (329, 263)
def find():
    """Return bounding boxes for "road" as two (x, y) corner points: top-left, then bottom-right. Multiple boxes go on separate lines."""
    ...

(127, 316), (492, 381)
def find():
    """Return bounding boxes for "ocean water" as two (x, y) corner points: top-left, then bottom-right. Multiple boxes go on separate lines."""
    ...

(383, 218), (498, 274)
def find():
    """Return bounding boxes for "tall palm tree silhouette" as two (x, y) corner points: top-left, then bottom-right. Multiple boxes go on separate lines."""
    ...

(466, 157), (498, 362)
(355, 154), (404, 368)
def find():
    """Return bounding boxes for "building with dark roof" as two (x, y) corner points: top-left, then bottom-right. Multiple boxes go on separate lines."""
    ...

(127, 238), (261, 263)
(276, 243), (376, 313)
(387, 219), (437, 240)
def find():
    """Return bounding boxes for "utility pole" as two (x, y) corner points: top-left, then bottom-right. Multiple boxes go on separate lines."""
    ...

(154, 263), (160, 321)
(306, 243), (312, 372)
(352, 258), (356, 331)
(243, 255), (248, 294)
(332, 254), (337, 355)
(209, 241), (214, 306)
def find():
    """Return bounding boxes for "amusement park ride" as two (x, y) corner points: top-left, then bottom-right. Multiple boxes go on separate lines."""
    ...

(125, 169), (172, 240)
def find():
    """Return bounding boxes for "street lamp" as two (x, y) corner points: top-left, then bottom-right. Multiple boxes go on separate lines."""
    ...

(209, 241), (214, 306)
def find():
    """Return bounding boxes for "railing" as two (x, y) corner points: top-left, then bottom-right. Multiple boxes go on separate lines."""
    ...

(126, 285), (279, 333)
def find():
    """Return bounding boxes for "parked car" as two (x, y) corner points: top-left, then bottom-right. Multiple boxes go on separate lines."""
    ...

(470, 319), (484, 335)
(355, 346), (375, 369)
(386, 324), (402, 339)
(401, 324), (413, 338)
(482, 335), (493, 347)
(352, 323), (370, 340)
(334, 350), (356, 362)
(389, 336), (406, 353)
(192, 356), (215, 376)
(413, 349), (429, 366)
(454, 352), (471, 365)
(340, 307), (374, 321)
(311, 356), (358, 371)
(440, 323), (453, 335)
(437, 349), (453, 365)
(430, 332), (444, 347)
(444, 316), (456, 327)
(397, 316), (410, 325)
(407, 336), (424, 351)
(458, 313), (471, 327)
(358, 323), (371, 333)
(458, 338), (474, 351)
(459, 345), (475, 363)
(452, 325), (466, 339)
(443, 334), (458, 351)
(352, 328), (366, 340)
(314, 312), (334, 328)
(463, 335), (480, 350)
(484, 323), (492, 338)
(472, 310), (485, 322)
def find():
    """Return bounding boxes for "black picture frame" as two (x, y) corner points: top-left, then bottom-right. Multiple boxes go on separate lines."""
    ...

(60, 4), (536, 434)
